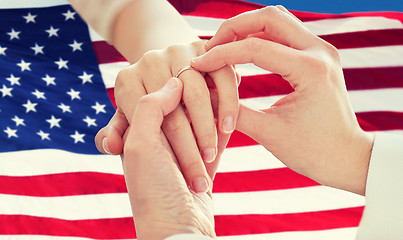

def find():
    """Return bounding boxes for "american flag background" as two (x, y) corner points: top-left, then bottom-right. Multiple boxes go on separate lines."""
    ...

(0, 0), (402, 239)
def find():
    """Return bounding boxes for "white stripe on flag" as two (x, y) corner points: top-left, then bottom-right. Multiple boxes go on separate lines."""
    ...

(0, 149), (122, 176)
(240, 88), (403, 113)
(99, 62), (130, 89)
(218, 145), (285, 173)
(213, 186), (365, 215)
(183, 15), (403, 37)
(217, 227), (358, 240)
(0, 186), (364, 219)
(0, 193), (132, 220)
(0, 0), (68, 8)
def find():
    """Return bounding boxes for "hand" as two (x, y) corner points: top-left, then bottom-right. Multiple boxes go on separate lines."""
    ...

(95, 41), (239, 192)
(122, 78), (215, 240)
(191, 6), (374, 195)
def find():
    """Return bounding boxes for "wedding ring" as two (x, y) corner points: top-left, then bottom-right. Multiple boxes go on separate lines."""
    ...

(176, 66), (200, 78)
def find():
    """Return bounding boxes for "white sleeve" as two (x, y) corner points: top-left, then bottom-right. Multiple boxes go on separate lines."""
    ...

(356, 132), (403, 239)
(165, 233), (213, 240)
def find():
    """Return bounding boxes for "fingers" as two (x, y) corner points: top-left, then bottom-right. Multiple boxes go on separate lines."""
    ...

(235, 104), (279, 149)
(205, 6), (316, 51)
(192, 37), (303, 88)
(95, 109), (128, 155)
(207, 65), (239, 134)
(178, 69), (218, 162)
(131, 78), (183, 137)
(162, 108), (210, 193)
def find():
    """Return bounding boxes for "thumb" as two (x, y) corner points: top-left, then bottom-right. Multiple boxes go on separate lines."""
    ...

(129, 77), (183, 139)
(236, 104), (276, 147)
(95, 109), (128, 155)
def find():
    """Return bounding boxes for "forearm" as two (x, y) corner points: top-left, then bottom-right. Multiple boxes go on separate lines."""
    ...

(111, 0), (200, 63)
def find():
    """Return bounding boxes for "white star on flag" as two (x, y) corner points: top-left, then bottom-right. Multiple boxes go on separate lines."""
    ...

(46, 115), (61, 128)
(22, 100), (37, 113)
(79, 71), (93, 84)
(32, 89), (46, 100)
(45, 26), (59, 37)
(62, 9), (76, 21)
(17, 59), (31, 71)
(6, 74), (21, 86)
(69, 40), (83, 52)
(0, 85), (13, 97)
(91, 102), (106, 114)
(37, 130), (50, 140)
(7, 28), (20, 40)
(70, 131), (85, 143)
(23, 13), (37, 23)
(55, 57), (68, 69)
(0, 45), (6, 56)
(31, 43), (44, 55)
(67, 88), (81, 100)
(3, 127), (18, 138)
(11, 116), (25, 126)
(83, 116), (97, 127)
(42, 74), (56, 86)
(58, 103), (72, 113)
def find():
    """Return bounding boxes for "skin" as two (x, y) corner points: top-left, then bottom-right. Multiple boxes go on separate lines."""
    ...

(192, 6), (374, 195)
(121, 78), (216, 239)
(92, 0), (240, 192)
(115, 5), (376, 239)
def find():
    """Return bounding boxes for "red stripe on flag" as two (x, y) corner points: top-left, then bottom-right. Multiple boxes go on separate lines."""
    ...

(0, 172), (126, 197)
(0, 215), (136, 239)
(93, 29), (403, 65)
(215, 207), (364, 236)
(238, 67), (403, 99)
(227, 130), (258, 147)
(92, 41), (125, 64)
(322, 29), (403, 49)
(213, 168), (319, 193)
(357, 111), (403, 131)
(344, 67), (403, 90)
(0, 169), (318, 196)
(0, 207), (363, 238)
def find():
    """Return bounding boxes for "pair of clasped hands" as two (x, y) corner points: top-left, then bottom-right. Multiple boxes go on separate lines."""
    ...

(95, 6), (374, 240)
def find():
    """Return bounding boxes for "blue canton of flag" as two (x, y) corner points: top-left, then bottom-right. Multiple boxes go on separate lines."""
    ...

(0, 5), (115, 154)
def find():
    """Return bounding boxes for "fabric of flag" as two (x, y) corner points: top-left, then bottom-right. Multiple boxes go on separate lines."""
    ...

(0, 0), (402, 239)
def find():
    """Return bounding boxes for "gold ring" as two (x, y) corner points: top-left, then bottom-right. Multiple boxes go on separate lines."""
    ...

(176, 66), (200, 78)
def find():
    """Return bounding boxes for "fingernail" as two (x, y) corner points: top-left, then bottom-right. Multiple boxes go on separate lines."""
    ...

(102, 138), (112, 155)
(202, 147), (216, 163)
(222, 116), (234, 133)
(193, 177), (208, 193)
(191, 56), (202, 65)
(163, 78), (179, 91)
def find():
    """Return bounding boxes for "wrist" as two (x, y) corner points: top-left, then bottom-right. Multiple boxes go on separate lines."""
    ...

(135, 218), (203, 240)
(338, 130), (375, 195)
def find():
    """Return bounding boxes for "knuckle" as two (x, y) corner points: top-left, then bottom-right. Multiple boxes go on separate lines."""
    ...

(245, 37), (264, 54)
(165, 44), (181, 56)
(183, 85), (209, 105)
(180, 158), (202, 173)
(163, 117), (184, 134)
(137, 94), (158, 109)
(323, 42), (341, 64)
(197, 132), (217, 147)
(260, 5), (282, 16)
(140, 49), (163, 67)
(304, 55), (330, 75)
